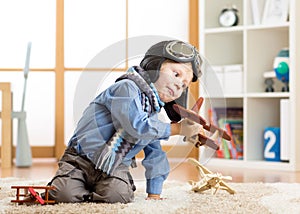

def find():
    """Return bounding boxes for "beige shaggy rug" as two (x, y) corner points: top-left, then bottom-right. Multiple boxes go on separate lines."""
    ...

(1, 177), (300, 214)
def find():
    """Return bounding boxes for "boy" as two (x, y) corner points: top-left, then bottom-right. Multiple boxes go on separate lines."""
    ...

(48, 40), (203, 203)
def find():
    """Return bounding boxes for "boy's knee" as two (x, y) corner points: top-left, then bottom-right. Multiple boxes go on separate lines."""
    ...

(106, 187), (134, 203)
(94, 177), (134, 203)
(49, 186), (83, 203)
(49, 176), (89, 203)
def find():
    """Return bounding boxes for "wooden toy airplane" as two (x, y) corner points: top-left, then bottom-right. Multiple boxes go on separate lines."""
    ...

(11, 186), (55, 205)
(187, 158), (236, 195)
(173, 97), (231, 150)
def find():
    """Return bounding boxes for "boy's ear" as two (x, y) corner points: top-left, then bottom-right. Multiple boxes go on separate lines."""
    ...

(163, 88), (188, 122)
(140, 56), (164, 83)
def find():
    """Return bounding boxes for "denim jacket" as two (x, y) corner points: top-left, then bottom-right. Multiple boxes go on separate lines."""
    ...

(68, 74), (171, 194)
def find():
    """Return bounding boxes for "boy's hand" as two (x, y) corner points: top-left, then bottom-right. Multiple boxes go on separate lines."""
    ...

(179, 118), (202, 138)
(146, 194), (163, 200)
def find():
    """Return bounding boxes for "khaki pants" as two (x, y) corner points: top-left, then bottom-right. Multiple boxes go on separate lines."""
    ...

(48, 148), (135, 203)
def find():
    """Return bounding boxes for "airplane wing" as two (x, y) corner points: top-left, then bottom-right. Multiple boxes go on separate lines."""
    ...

(195, 185), (211, 193)
(172, 100), (231, 141)
(188, 157), (213, 174)
(188, 158), (236, 194)
(191, 96), (204, 112)
(219, 181), (236, 194)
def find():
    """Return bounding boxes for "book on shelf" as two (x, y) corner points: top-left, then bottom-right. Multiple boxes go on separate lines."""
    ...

(211, 107), (243, 122)
(225, 123), (237, 159)
(228, 122), (243, 160)
(209, 107), (244, 160)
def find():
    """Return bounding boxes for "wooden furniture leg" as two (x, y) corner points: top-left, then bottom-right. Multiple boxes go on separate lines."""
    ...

(0, 82), (12, 169)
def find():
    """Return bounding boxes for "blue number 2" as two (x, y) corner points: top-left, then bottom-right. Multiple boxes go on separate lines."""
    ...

(264, 130), (276, 159)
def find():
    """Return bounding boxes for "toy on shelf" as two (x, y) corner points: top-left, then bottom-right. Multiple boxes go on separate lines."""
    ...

(11, 186), (55, 205)
(187, 158), (236, 195)
(172, 97), (231, 150)
(274, 48), (289, 92)
(264, 48), (289, 92)
(264, 77), (275, 92)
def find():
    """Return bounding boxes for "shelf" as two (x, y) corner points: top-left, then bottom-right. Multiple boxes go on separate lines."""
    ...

(202, 94), (244, 99)
(206, 158), (293, 171)
(221, 94), (244, 98)
(246, 92), (290, 98)
(204, 23), (289, 34)
(205, 26), (244, 34)
(200, 0), (299, 171)
(246, 22), (290, 31)
(207, 93), (291, 98)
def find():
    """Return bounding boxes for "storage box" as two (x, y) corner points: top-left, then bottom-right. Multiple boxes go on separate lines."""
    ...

(264, 127), (281, 162)
(223, 64), (243, 94)
(212, 66), (224, 91)
(201, 65), (224, 97)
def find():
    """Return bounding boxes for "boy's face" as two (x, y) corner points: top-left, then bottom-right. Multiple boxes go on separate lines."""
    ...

(154, 61), (193, 103)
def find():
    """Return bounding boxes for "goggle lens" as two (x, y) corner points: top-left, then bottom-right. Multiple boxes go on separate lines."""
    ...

(166, 41), (194, 60)
(166, 41), (202, 79)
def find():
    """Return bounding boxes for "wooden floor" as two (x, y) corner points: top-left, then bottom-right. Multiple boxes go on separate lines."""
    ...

(1, 158), (300, 183)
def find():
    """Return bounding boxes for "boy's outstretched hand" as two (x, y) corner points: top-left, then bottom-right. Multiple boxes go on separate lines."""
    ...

(178, 118), (202, 138)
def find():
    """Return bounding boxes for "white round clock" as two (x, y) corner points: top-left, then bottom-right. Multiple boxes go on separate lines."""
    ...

(219, 7), (239, 27)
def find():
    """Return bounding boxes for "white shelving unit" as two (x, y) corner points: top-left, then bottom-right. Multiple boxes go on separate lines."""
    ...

(199, 0), (300, 171)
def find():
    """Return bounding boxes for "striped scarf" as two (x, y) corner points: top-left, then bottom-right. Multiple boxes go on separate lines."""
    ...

(93, 66), (164, 175)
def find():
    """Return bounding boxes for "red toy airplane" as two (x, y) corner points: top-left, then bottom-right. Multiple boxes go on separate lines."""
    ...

(28, 187), (45, 204)
(11, 186), (55, 205)
(172, 97), (231, 150)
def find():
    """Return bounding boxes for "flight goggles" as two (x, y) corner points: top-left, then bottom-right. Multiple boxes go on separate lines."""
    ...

(164, 40), (202, 82)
